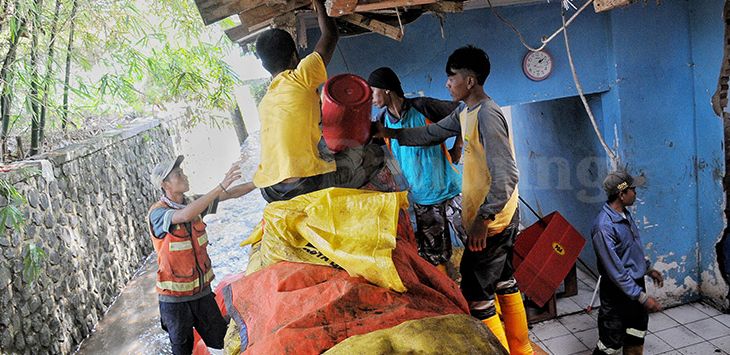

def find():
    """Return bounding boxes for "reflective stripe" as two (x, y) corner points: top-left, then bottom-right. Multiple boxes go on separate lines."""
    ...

(495, 277), (517, 291)
(197, 233), (208, 246)
(169, 241), (193, 252)
(626, 328), (646, 338)
(204, 268), (214, 283)
(157, 278), (200, 292)
(470, 299), (495, 310)
(596, 340), (621, 354)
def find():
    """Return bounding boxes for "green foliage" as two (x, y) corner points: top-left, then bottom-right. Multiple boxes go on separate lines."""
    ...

(0, 166), (37, 233)
(22, 243), (45, 284)
(0, 0), (241, 156)
(0, 203), (23, 232)
(0, 166), (44, 285)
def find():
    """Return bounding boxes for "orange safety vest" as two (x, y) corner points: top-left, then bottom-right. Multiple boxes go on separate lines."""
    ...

(147, 201), (215, 297)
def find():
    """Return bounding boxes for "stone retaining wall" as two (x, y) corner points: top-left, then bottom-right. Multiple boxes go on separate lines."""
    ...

(0, 117), (184, 354)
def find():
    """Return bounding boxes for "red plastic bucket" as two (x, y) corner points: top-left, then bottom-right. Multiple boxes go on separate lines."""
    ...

(321, 74), (373, 153)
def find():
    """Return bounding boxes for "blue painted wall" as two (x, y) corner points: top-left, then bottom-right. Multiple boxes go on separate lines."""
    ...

(305, 0), (727, 306)
(510, 95), (607, 271)
(325, 3), (611, 105)
(688, 0), (727, 304)
(600, 2), (700, 303)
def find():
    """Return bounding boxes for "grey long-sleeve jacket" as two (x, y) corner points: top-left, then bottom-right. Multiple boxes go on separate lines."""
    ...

(393, 97), (519, 221)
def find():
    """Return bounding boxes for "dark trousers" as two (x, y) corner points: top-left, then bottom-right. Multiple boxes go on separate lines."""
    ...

(593, 278), (648, 354)
(159, 293), (228, 355)
(413, 200), (453, 266)
(261, 144), (385, 202)
(460, 226), (517, 302)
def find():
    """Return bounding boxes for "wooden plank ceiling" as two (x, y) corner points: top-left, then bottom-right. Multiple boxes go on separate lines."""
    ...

(194, 0), (543, 44)
(195, 0), (472, 45)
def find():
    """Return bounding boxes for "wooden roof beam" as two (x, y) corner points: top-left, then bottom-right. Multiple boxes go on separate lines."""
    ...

(357, 0), (438, 13)
(227, 11), (308, 46)
(341, 13), (404, 41)
(195, 0), (287, 25)
(326, 0), (358, 16)
(238, 0), (310, 32)
(423, 1), (463, 13)
(327, 0), (440, 17)
(224, 24), (251, 42)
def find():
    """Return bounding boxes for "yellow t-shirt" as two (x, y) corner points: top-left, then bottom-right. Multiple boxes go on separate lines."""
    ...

(253, 52), (336, 188)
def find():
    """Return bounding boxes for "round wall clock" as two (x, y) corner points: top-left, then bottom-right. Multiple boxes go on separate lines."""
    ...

(522, 50), (553, 81)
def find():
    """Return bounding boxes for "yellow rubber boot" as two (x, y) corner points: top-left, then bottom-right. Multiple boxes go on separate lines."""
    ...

(435, 264), (448, 275)
(498, 291), (534, 355)
(482, 314), (510, 353)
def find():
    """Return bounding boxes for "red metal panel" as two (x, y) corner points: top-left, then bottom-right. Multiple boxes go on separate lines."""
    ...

(513, 212), (586, 307)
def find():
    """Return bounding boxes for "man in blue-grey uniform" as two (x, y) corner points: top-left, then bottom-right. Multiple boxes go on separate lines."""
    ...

(592, 170), (664, 355)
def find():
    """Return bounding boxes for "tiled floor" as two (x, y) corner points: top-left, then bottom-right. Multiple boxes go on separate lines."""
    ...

(529, 269), (730, 354)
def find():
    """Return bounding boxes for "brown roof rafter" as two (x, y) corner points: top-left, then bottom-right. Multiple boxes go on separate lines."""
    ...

(327, 0), (437, 16)
(197, 0), (473, 44)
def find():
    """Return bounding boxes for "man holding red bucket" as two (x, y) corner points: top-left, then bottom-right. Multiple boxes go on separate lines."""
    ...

(252, 0), (384, 202)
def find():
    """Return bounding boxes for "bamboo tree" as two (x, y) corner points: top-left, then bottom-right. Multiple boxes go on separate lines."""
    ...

(230, 103), (248, 145)
(0, 0), (26, 146)
(1, 0), (241, 156)
(61, 0), (77, 130)
(0, 0), (9, 33)
(39, 0), (61, 144)
(29, 0), (44, 156)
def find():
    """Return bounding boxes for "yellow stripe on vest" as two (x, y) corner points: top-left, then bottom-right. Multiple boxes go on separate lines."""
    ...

(157, 278), (200, 292)
(169, 241), (193, 252)
(197, 233), (208, 246)
(204, 268), (215, 283)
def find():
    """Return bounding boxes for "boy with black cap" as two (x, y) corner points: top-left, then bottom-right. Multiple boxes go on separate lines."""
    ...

(367, 66), (463, 274)
(147, 155), (255, 355)
(591, 170), (664, 355)
(252, 0), (383, 202)
(376, 45), (532, 354)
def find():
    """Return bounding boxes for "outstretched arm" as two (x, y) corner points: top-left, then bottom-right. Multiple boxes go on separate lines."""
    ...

(376, 109), (461, 146)
(313, 0), (339, 66)
(171, 163), (242, 224)
(219, 182), (256, 201)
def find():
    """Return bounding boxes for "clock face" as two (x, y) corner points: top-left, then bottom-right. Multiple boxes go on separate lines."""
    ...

(523, 50), (553, 81)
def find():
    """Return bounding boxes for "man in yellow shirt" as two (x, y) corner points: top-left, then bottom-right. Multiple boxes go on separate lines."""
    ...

(253, 0), (383, 202)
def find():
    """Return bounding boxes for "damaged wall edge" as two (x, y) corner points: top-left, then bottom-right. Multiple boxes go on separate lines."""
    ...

(710, 0), (730, 310)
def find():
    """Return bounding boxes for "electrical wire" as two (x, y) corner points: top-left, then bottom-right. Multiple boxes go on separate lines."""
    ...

(560, 6), (619, 167)
(486, 0), (618, 164)
(486, 0), (594, 53)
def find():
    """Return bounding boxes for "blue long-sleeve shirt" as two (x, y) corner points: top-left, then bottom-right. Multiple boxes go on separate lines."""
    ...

(591, 203), (651, 301)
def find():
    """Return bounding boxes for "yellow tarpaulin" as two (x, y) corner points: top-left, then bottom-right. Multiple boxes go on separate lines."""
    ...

(324, 314), (508, 355)
(241, 187), (409, 292)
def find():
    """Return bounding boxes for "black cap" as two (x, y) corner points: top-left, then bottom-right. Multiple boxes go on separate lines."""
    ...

(603, 170), (645, 196)
(367, 67), (404, 97)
